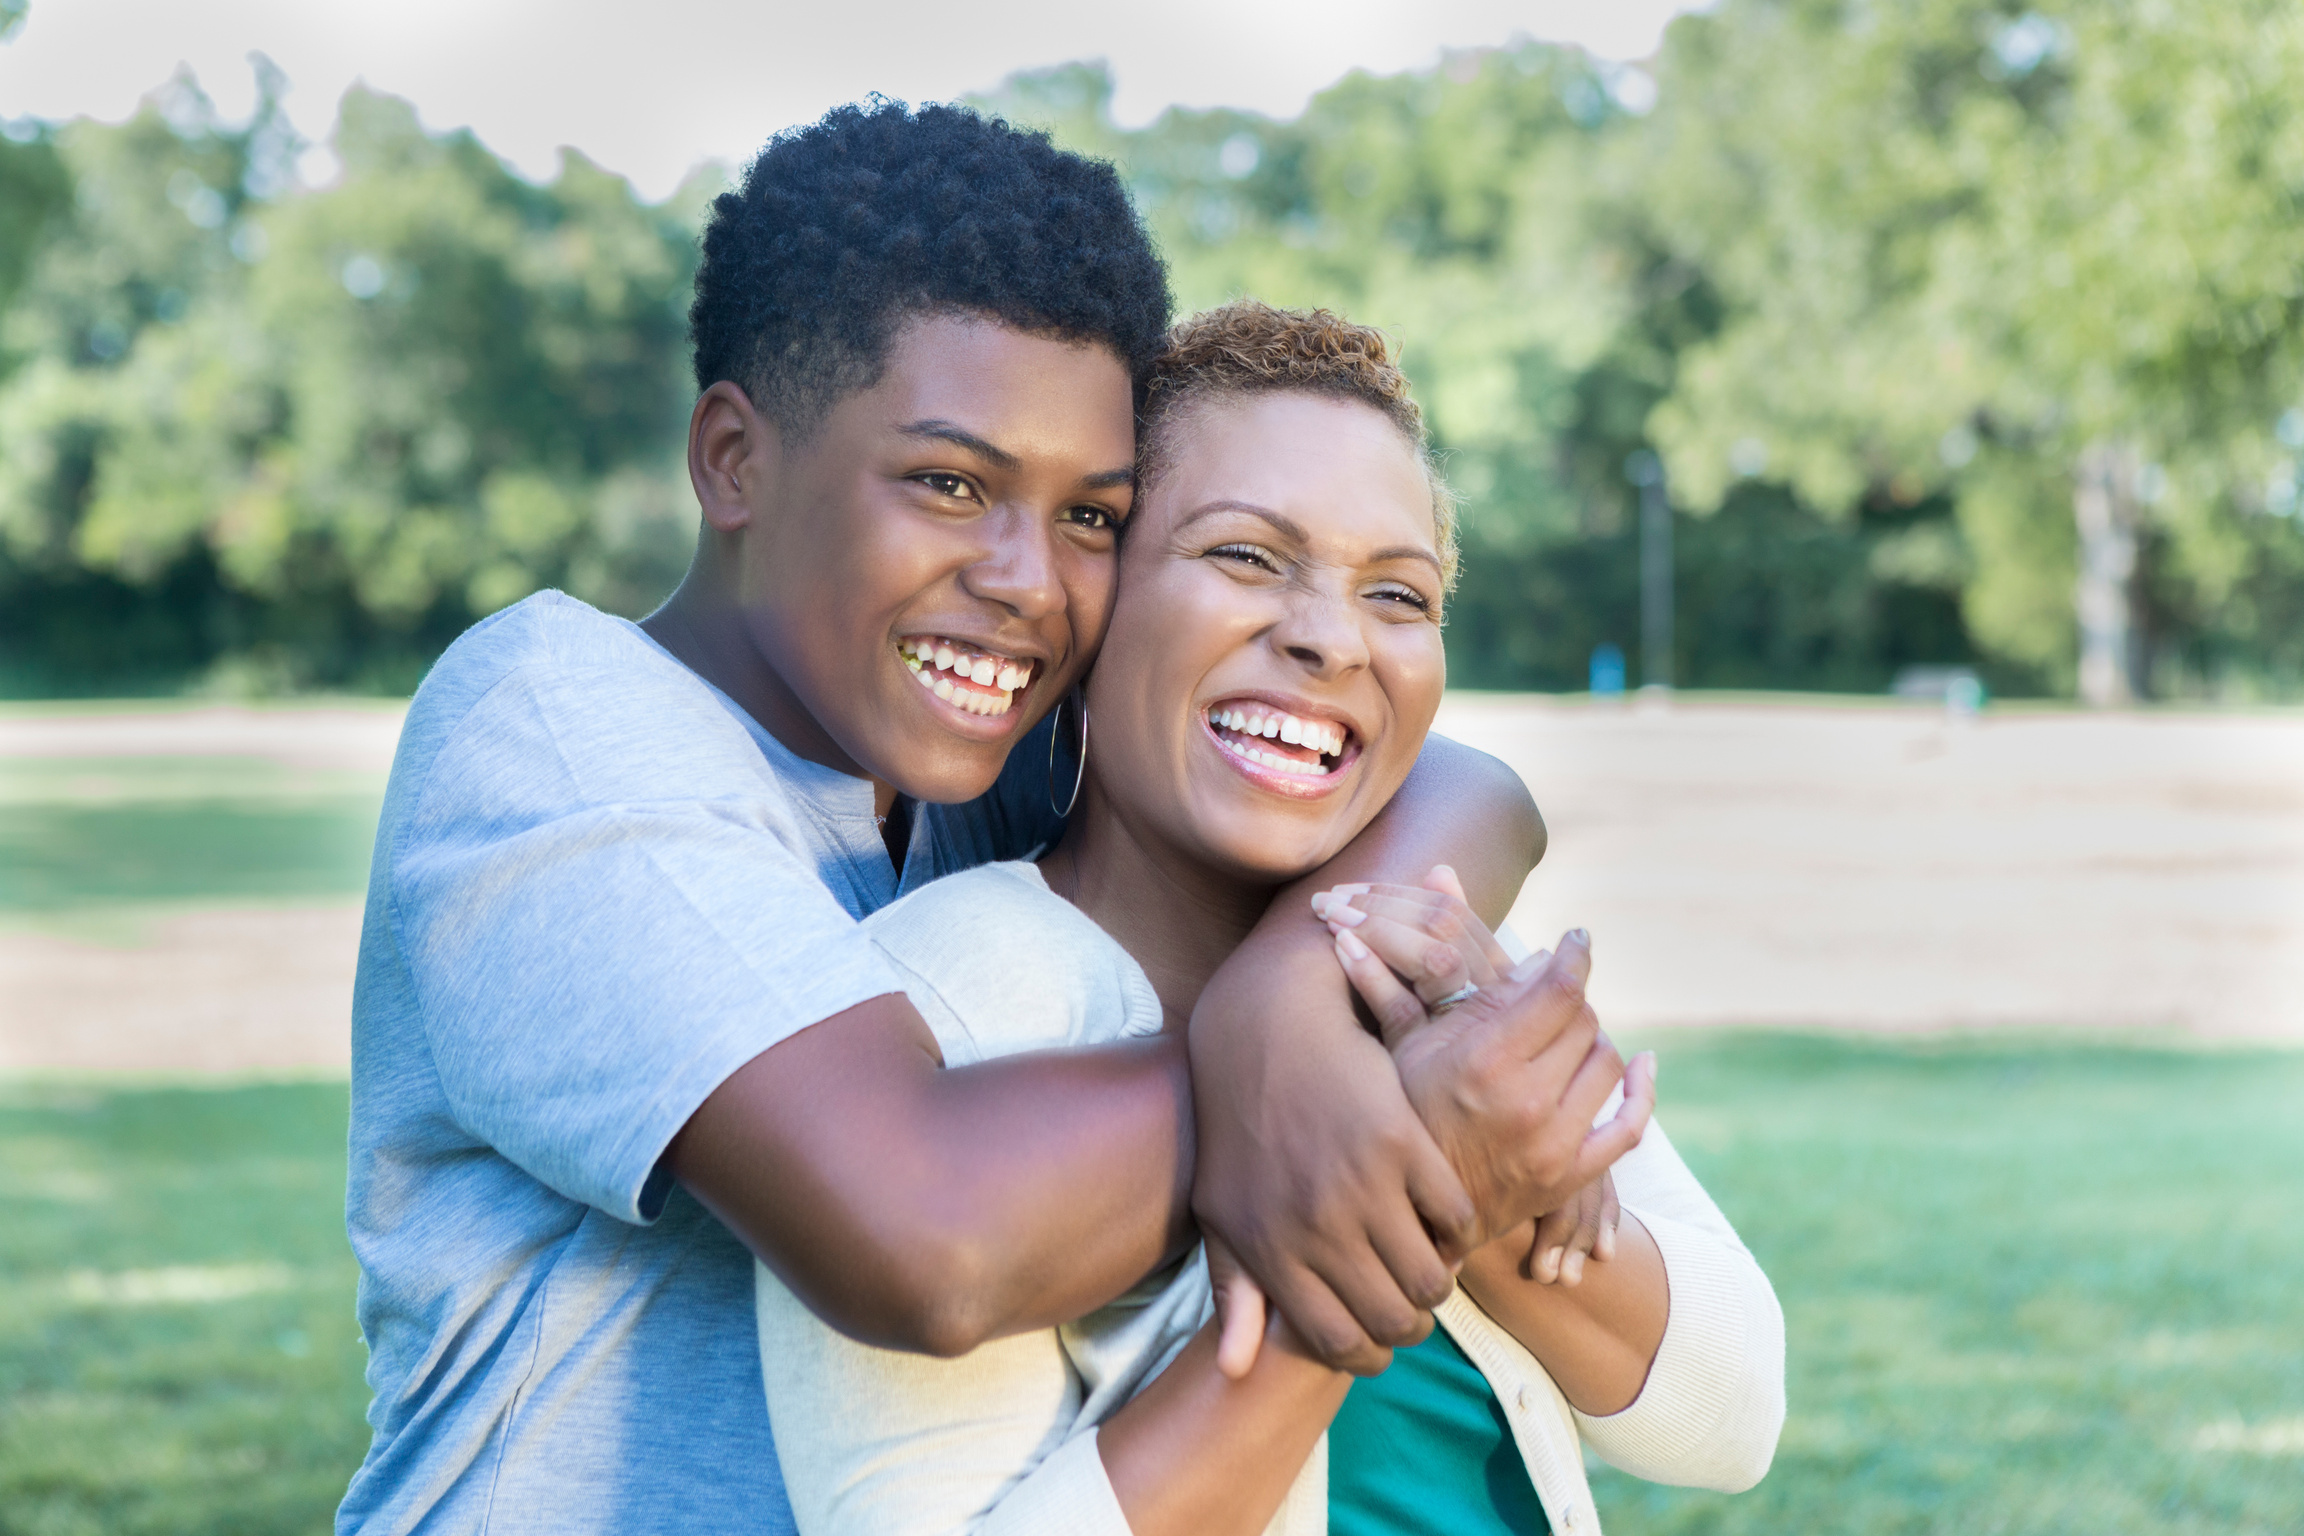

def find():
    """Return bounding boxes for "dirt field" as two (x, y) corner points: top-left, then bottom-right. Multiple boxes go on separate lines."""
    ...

(4, 695), (2300, 1076)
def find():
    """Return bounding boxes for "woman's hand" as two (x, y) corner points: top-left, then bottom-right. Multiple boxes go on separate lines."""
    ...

(1309, 866), (1513, 1047)
(1528, 1167), (1620, 1286)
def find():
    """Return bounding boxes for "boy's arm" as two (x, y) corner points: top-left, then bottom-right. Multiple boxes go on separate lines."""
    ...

(1187, 733), (1547, 1372)
(671, 1002), (1195, 1358)
(674, 733), (1539, 1367)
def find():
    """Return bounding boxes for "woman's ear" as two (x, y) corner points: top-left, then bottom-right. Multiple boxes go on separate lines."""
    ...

(688, 381), (779, 534)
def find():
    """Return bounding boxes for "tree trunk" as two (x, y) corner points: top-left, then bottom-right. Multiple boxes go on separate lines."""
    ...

(2072, 441), (2144, 706)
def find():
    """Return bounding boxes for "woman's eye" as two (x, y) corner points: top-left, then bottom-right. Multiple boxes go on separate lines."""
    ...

(1371, 584), (1435, 614)
(1208, 543), (1281, 573)
(915, 472), (979, 502)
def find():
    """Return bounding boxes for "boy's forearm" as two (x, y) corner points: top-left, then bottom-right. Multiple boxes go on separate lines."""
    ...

(673, 993), (1194, 1357)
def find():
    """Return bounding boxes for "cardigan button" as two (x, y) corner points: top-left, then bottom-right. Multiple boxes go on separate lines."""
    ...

(1516, 1387), (1531, 1411)
(1560, 1502), (1580, 1531)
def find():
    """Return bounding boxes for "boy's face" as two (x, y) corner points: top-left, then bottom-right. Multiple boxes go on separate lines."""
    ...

(711, 314), (1137, 804)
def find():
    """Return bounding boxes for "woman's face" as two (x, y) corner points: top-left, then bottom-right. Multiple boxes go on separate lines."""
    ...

(1082, 390), (1448, 884)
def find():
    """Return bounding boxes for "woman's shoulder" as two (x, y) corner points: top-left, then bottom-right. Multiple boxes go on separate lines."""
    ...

(863, 861), (1162, 1060)
(868, 859), (1076, 936)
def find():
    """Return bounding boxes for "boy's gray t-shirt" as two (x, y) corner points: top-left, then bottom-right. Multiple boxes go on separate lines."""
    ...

(336, 592), (1064, 1536)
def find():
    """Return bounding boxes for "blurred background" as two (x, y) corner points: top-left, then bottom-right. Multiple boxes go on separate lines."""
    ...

(2, 1), (2300, 1532)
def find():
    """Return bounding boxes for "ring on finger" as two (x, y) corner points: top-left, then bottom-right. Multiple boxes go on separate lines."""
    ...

(1431, 981), (1481, 1012)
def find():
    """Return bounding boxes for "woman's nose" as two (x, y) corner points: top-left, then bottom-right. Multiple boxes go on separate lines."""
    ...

(1272, 586), (1370, 677)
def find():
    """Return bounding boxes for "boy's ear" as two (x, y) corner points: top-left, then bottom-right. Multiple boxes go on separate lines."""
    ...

(688, 381), (780, 534)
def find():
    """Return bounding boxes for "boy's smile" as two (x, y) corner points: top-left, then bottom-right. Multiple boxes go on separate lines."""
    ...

(660, 313), (1136, 809)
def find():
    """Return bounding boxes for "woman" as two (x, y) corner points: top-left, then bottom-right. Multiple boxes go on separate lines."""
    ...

(754, 302), (1783, 1535)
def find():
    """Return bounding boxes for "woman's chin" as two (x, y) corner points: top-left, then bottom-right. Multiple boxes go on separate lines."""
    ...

(1187, 816), (1353, 889)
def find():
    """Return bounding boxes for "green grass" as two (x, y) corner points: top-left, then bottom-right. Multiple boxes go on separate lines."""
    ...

(0, 1081), (369, 1536)
(0, 756), (383, 916)
(2, 1039), (2298, 1535)
(1598, 1033), (2304, 1535)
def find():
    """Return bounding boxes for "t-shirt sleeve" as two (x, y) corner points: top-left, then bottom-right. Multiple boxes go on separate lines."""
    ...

(388, 661), (904, 1224)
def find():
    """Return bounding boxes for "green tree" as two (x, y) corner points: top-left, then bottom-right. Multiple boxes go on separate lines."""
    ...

(977, 53), (1981, 692)
(0, 73), (705, 693)
(1634, 0), (2304, 701)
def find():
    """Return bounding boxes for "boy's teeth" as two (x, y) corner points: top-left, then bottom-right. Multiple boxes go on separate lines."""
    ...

(900, 635), (1032, 718)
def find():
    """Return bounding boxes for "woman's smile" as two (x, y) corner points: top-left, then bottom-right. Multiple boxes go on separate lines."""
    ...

(1200, 694), (1363, 800)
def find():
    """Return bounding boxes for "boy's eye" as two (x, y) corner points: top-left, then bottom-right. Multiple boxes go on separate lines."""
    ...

(914, 472), (979, 502)
(1060, 504), (1122, 533)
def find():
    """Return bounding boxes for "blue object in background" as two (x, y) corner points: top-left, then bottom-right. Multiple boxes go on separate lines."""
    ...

(1589, 643), (1627, 697)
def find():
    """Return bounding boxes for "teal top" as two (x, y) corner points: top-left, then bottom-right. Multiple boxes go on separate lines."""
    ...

(1326, 1325), (1552, 1536)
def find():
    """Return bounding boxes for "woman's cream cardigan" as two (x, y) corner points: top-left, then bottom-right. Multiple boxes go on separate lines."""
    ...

(757, 865), (1785, 1536)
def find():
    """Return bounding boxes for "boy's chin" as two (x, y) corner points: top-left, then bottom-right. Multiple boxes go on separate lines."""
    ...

(874, 743), (1011, 807)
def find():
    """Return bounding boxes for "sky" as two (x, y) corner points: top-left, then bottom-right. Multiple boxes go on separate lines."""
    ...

(0, 0), (1702, 200)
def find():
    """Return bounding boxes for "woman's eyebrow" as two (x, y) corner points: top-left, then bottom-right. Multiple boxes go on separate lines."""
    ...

(1367, 545), (1446, 574)
(1176, 499), (1309, 542)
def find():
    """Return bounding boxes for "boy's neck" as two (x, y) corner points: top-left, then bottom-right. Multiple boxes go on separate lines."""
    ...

(1038, 781), (1271, 1027)
(643, 582), (900, 820)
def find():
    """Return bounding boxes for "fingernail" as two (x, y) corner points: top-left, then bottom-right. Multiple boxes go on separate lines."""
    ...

(1598, 1224), (1618, 1261)
(1336, 929), (1370, 961)
(1309, 893), (1329, 917)
(1563, 1250), (1586, 1285)
(1327, 904), (1366, 928)
(1539, 1246), (1564, 1282)
(1332, 883), (1371, 896)
(1568, 928), (1590, 945)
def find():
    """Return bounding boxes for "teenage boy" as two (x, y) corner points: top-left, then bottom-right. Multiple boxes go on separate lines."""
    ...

(338, 103), (1561, 1535)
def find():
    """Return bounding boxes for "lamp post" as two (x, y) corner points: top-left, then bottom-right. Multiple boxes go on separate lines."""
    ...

(1626, 449), (1673, 692)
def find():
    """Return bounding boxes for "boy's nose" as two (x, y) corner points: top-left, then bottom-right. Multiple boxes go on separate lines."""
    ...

(959, 505), (1063, 620)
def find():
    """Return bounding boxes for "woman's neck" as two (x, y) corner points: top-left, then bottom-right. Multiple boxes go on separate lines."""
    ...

(1038, 781), (1272, 1026)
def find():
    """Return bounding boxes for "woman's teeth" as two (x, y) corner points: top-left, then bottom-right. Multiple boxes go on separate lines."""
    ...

(1209, 704), (1348, 776)
(899, 636), (1035, 717)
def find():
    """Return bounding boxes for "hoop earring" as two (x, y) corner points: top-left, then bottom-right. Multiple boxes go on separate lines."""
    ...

(1048, 690), (1089, 818)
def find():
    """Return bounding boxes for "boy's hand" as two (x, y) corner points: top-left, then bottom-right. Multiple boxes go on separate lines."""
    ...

(1188, 734), (1546, 1381)
(1315, 867), (1648, 1282)
(1330, 920), (1657, 1251)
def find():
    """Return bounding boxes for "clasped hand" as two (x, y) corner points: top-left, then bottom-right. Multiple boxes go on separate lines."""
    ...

(1209, 868), (1657, 1378)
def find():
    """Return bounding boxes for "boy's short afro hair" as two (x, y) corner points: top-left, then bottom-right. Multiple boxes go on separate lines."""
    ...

(690, 99), (1172, 434)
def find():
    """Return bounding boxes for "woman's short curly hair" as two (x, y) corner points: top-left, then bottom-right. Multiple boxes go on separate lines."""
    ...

(1139, 300), (1460, 592)
(691, 100), (1172, 435)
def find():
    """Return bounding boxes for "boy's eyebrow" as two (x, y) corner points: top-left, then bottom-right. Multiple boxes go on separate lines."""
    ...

(897, 419), (1134, 492)
(1179, 499), (1443, 572)
(896, 419), (1021, 470)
